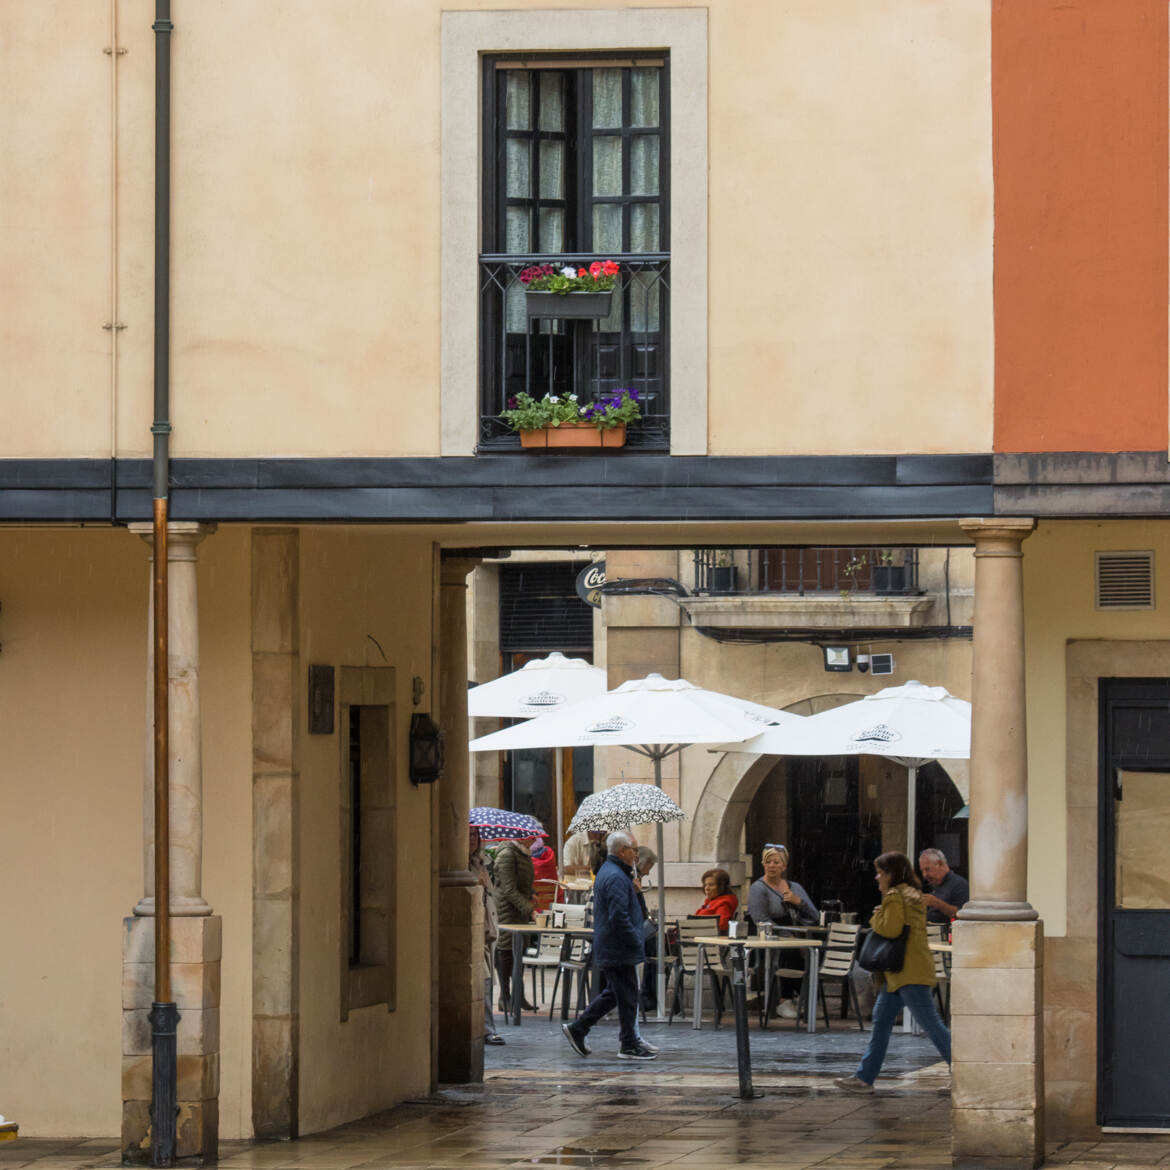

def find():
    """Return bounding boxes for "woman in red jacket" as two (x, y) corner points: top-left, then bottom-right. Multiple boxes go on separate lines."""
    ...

(694, 868), (739, 933)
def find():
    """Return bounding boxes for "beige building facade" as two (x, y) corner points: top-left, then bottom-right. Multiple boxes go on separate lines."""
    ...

(3, 1), (1169, 1166)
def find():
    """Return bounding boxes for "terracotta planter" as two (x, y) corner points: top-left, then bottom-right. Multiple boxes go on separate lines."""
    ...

(519, 423), (627, 449)
(525, 290), (614, 319)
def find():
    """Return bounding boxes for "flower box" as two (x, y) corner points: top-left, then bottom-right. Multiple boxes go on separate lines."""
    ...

(519, 423), (627, 449)
(526, 290), (614, 320)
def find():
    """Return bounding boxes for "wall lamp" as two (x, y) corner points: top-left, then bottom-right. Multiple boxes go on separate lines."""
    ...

(822, 645), (852, 672)
(409, 712), (445, 785)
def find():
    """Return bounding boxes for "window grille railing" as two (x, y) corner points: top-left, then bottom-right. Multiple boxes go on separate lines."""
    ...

(693, 549), (922, 596)
(478, 253), (670, 451)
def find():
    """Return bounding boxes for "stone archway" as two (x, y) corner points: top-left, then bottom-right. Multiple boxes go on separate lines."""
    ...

(688, 692), (865, 868)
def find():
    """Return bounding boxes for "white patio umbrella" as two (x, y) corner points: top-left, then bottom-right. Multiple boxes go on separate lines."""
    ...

(470, 673), (805, 1019)
(718, 680), (971, 859)
(467, 652), (607, 874)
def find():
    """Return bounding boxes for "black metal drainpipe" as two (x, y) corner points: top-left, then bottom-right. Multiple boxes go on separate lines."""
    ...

(149, 1), (177, 1166)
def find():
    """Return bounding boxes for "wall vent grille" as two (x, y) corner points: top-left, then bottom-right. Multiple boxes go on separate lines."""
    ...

(1095, 551), (1155, 610)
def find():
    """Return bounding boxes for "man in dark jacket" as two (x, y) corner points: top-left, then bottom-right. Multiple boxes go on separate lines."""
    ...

(562, 831), (658, 1061)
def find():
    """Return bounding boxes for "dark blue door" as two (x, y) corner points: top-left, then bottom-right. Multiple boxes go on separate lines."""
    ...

(1100, 679), (1170, 1128)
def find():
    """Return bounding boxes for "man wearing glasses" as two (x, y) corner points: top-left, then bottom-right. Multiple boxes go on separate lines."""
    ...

(562, 830), (659, 1061)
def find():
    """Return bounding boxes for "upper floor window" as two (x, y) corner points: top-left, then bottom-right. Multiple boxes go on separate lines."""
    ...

(478, 56), (670, 451)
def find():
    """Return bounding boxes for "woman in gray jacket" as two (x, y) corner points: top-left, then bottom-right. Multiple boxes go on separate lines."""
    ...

(747, 844), (819, 1018)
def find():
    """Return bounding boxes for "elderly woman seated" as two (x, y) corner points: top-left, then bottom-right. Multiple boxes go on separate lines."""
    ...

(693, 867), (738, 934)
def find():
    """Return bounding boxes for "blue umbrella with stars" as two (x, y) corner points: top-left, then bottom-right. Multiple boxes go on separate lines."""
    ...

(469, 807), (548, 841)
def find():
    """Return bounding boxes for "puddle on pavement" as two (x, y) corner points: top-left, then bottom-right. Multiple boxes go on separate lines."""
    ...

(522, 1147), (649, 1166)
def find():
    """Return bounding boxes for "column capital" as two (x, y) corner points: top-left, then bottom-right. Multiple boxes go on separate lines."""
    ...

(440, 556), (481, 587)
(959, 518), (1035, 550)
(129, 521), (217, 558)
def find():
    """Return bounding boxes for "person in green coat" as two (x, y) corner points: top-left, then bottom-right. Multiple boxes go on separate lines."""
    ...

(492, 835), (537, 1011)
(835, 851), (951, 1094)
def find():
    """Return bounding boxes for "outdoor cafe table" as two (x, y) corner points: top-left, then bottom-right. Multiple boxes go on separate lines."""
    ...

(496, 923), (593, 1026)
(691, 937), (823, 1034)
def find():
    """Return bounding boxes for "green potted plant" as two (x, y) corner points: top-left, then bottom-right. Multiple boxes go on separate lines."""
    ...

(839, 554), (869, 599)
(519, 260), (620, 319)
(500, 388), (642, 449)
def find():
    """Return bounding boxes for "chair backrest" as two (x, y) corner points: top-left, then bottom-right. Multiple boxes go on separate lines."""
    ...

(563, 936), (590, 964)
(533, 932), (563, 960)
(550, 902), (587, 927)
(819, 922), (861, 977)
(674, 915), (725, 971)
(925, 922), (949, 980)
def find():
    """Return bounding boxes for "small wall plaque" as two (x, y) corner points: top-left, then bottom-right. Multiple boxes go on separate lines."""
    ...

(308, 664), (335, 734)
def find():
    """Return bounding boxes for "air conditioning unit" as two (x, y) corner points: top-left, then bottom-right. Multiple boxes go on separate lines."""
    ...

(870, 653), (895, 676)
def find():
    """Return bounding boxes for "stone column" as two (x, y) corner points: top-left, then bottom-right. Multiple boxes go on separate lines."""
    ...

(122, 522), (220, 1162)
(952, 518), (1043, 1170)
(437, 555), (484, 1083)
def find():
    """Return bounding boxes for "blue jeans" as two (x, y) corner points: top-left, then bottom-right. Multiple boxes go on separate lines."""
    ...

(856, 983), (951, 1085)
(575, 963), (640, 1049)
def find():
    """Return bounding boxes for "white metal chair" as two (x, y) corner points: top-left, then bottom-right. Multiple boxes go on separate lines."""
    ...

(797, 922), (864, 1030)
(548, 935), (592, 1020)
(549, 902), (588, 928)
(926, 922), (950, 1020)
(521, 932), (565, 1006)
(667, 916), (732, 1027)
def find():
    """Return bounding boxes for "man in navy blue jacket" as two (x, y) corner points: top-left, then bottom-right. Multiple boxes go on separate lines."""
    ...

(562, 830), (658, 1061)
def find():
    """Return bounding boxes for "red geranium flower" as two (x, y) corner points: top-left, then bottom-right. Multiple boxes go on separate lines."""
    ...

(602, 260), (620, 276)
(589, 261), (603, 279)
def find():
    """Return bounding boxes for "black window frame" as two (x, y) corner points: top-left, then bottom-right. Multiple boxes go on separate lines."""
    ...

(478, 52), (671, 453)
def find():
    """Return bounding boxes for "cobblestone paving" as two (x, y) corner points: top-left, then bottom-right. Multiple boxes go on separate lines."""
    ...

(5, 1015), (1170, 1168)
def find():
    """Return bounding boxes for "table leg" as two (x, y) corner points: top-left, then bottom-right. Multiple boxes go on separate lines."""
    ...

(511, 944), (522, 1026)
(692, 944), (705, 1030)
(761, 950), (774, 1030)
(805, 949), (819, 1035)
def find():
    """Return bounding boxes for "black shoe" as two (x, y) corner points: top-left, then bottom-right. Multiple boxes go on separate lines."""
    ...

(633, 1038), (660, 1055)
(521, 999), (538, 1012)
(618, 1043), (658, 1061)
(562, 1022), (591, 1058)
(484, 1032), (506, 1046)
(497, 999), (507, 1012)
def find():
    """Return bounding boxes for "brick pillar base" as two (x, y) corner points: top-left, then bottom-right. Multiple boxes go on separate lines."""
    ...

(436, 883), (483, 1084)
(951, 920), (1044, 1169)
(122, 916), (221, 1164)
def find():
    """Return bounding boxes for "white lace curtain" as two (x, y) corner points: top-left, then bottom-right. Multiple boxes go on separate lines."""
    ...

(504, 66), (661, 335)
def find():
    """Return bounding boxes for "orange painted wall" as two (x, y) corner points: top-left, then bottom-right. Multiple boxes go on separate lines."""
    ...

(993, 0), (1167, 453)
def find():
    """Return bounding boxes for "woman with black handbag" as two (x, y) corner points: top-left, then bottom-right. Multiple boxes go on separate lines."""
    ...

(835, 851), (951, 1093)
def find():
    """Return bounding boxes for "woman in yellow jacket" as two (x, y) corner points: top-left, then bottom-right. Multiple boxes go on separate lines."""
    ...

(835, 851), (951, 1093)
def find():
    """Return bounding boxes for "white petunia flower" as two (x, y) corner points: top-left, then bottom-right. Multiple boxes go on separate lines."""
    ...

(561, 266), (577, 278)
(569, 394), (578, 401)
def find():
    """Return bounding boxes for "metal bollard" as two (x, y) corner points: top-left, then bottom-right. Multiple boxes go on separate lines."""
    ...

(729, 943), (761, 1099)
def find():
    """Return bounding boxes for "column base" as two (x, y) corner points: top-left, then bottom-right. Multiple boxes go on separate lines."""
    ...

(134, 895), (214, 918)
(957, 901), (1039, 922)
(951, 919), (1044, 1169)
(122, 916), (221, 1163)
(436, 882), (483, 1084)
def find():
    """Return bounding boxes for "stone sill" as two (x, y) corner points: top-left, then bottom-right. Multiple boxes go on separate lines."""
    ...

(678, 594), (936, 630)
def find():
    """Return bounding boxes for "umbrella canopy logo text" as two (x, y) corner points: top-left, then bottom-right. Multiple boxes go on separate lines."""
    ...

(850, 723), (902, 745)
(586, 715), (634, 734)
(521, 690), (566, 708)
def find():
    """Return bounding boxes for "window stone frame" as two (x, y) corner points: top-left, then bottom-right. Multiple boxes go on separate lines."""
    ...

(440, 8), (708, 456)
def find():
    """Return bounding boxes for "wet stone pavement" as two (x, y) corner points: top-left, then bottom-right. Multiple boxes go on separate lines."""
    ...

(6, 1013), (1170, 1168)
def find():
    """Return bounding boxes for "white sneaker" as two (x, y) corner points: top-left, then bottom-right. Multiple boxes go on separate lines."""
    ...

(776, 999), (799, 1019)
(633, 1037), (660, 1054)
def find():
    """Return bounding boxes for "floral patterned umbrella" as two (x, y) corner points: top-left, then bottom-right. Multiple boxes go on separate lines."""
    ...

(567, 783), (685, 835)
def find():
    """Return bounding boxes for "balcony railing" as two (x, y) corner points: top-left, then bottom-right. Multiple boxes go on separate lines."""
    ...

(477, 253), (670, 451)
(693, 548), (922, 596)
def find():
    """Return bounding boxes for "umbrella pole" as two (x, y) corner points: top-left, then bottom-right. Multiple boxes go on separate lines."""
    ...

(653, 752), (668, 1022)
(555, 747), (565, 879)
(907, 764), (917, 860)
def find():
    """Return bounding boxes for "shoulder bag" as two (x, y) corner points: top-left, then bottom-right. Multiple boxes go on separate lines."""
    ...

(857, 925), (910, 973)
